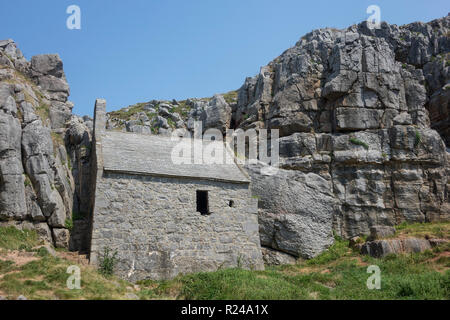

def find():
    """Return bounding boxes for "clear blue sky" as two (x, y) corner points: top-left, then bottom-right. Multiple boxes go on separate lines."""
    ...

(1, 0), (448, 116)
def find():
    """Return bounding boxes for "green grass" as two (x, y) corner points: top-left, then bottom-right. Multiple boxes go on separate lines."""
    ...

(0, 226), (448, 300)
(65, 218), (73, 231)
(109, 103), (147, 120)
(0, 260), (15, 273)
(414, 130), (422, 148)
(0, 227), (40, 251)
(178, 268), (316, 300)
(326, 256), (449, 300)
(167, 117), (176, 128)
(306, 238), (350, 265)
(349, 138), (369, 150)
(222, 90), (238, 104)
(170, 102), (191, 119)
(136, 242), (449, 300)
(138, 225), (448, 300)
(23, 174), (32, 187)
(36, 103), (50, 122)
(135, 237), (449, 300)
(65, 154), (72, 170)
(394, 221), (449, 239)
(0, 255), (130, 300)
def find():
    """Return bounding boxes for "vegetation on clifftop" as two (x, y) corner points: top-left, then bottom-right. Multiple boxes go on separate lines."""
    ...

(107, 89), (238, 123)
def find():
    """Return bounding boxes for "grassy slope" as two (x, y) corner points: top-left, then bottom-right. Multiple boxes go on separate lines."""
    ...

(0, 227), (132, 300)
(0, 223), (448, 300)
(394, 221), (449, 239)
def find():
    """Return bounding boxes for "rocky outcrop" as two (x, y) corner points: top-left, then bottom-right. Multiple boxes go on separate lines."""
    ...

(261, 247), (297, 266)
(368, 225), (396, 240)
(107, 93), (236, 137)
(202, 94), (232, 133)
(233, 15), (450, 258)
(361, 238), (433, 258)
(0, 40), (91, 249)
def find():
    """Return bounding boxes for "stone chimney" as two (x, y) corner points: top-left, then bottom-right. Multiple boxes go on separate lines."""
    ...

(93, 98), (106, 141)
(88, 99), (107, 264)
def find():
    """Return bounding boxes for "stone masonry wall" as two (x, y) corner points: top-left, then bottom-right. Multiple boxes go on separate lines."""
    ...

(90, 171), (264, 281)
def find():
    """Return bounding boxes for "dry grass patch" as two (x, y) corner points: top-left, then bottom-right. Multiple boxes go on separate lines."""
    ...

(394, 222), (450, 240)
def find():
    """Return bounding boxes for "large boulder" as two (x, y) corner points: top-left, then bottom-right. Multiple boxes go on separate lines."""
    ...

(203, 94), (232, 133)
(246, 163), (336, 259)
(361, 238), (432, 258)
(52, 228), (70, 248)
(31, 54), (65, 78)
(261, 247), (297, 266)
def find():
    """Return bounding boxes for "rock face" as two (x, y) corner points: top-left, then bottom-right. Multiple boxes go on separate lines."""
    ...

(203, 94), (232, 133)
(0, 40), (92, 249)
(66, 116), (94, 253)
(261, 247), (297, 266)
(368, 225), (396, 240)
(361, 238), (433, 258)
(246, 163), (336, 259)
(233, 15), (450, 257)
(106, 93), (236, 137)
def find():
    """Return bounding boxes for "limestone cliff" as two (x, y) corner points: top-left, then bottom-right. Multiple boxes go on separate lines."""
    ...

(0, 40), (92, 249)
(236, 15), (450, 258)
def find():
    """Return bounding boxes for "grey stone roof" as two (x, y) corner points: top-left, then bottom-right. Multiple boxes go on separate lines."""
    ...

(101, 131), (250, 183)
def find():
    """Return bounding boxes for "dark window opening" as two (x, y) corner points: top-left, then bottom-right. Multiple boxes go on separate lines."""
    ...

(229, 200), (235, 208)
(197, 191), (209, 215)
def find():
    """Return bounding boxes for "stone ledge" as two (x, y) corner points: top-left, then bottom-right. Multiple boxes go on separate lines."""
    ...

(360, 238), (449, 258)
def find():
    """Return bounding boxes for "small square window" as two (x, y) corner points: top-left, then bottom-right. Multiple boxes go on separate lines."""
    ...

(197, 191), (209, 215)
